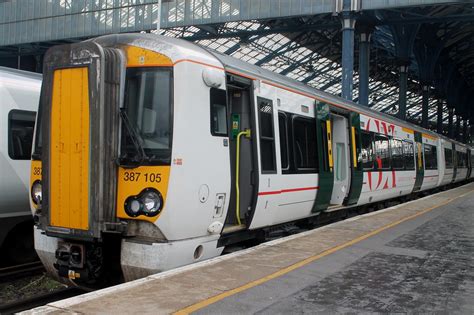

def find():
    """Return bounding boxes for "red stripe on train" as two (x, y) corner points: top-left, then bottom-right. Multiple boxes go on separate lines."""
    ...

(258, 186), (319, 196)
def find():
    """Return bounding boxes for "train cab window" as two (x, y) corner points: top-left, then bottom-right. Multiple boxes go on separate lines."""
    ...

(423, 144), (438, 170)
(390, 138), (404, 170)
(121, 67), (173, 165)
(403, 140), (415, 170)
(360, 131), (374, 170)
(293, 116), (317, 171)
(374, 134), (390, 170)
(8, 110), (36, 160)
(258, 97), (276, 173)
(278, 112), (289, 171)
(444, 148), (453, 168)
(210, 88), (227, 136)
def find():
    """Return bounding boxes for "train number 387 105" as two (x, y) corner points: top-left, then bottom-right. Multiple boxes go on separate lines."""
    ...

(123, 172), (162, 183)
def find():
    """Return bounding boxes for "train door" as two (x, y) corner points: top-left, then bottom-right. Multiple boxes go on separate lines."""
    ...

(312, 101), (333, 212)
(452, 143), (457, 183)
(413, 131), (424, 192)
(223, 74), (258, 231)
(466, 149), (471, 179)
(311, 102), (362, 212)
(344, 112), (363, 205)
(329, 114), (350, 205)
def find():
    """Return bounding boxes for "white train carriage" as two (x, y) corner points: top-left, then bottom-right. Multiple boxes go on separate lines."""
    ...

(0, 67), (41, 264)
(439, 138), (455, 186)
(454, 143), (469, 183)
(470, 149), (474, 179)
(29, 34), (472, 286)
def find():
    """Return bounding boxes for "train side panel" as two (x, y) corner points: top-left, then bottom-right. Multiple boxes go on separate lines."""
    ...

(439, 139), (455, 186)
(420, 134), (439, 191)
(470, 150), (474, 179)
(357, 115), (416, 205)
(0, 67), (40, 261)
(454, 144), (468, 182)
(249, 82), (319, 229)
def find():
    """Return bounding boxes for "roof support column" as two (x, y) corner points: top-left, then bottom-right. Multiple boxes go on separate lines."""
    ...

(448, 108), (454, 139)
(398, 64), (409, 120)
(455, 115), (461, 141)
(421, 85), (429, 129)
(358, 27), (372, 106)
(436, 99), (443, 134)
(35, 55), (42, 73)
(341, 12), (356, 101)
(389, 20), (419, 121)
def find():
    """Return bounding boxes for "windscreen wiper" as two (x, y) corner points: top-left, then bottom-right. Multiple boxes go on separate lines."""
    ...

(119, 108), (148, 167)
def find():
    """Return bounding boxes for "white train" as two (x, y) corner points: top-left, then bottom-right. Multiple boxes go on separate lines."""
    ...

(30, 34), (473, 286)
(0, 67), (41, 265)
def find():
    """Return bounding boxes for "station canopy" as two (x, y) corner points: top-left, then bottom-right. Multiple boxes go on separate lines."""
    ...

(0, 0), (473, 128)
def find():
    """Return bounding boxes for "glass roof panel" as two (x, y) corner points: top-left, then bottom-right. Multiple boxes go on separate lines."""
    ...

(156, 20), (446, 126)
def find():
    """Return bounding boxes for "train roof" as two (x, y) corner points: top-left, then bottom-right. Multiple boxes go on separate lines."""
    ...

(0, 67), (41, 111)
(91, 34), (468, 148)
(207, 50), (468, 148)
(0, 66), (41, 91)
(0, 66), (42, 80)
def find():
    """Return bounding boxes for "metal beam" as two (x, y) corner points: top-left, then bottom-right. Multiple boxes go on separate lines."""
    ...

(279, 51), (318, 75)
(378, 14), (474, 26)
(358, 28), (373, 106)
(182, 22), (339, 41)
(254, 32), (307, 66)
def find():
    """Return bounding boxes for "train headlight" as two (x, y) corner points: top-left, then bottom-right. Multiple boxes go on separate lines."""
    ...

(141, 190), (162, 216)
(124, 189), (163, 218)
(124, 197), (142, 217)
(31, 180), (42, 205)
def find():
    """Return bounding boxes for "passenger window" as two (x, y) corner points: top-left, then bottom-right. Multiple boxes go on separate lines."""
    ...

(390, 138), (404, 170)
(444, 148), (453, 168)
(335, 142), (347, 180)
(403, 140), (415, 170)
(360, 131), (374, 170)
(457, 151), (466, 168)
(374, 134), (390, 170)
(8, 110), (36, 160)
(258, 97), (276, 173)
(278, 112), (289, 171)
(423, 144), (438, 170)
(293, 117), (317, 171)
(210, 88), (227, 136)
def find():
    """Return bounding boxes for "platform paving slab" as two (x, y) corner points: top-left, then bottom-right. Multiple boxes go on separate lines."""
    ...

(197, 184), (474, 314)
(23, 183), (474, 314)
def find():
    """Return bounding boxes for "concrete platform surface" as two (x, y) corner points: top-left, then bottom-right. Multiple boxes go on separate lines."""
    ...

(25, 183), (474, 314)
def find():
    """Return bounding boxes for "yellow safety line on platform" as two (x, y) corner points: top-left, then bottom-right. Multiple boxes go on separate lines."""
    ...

(174, 188), (473, 315)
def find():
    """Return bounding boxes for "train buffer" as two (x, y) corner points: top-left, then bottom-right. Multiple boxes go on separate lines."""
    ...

(23, 183), (474, 314)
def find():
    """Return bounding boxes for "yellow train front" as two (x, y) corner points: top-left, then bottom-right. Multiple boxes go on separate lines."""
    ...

(30, 34), (232, 286)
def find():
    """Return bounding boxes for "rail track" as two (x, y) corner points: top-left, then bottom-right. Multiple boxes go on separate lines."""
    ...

(0, 287), (85, 314)
(0, 261), (44, 283)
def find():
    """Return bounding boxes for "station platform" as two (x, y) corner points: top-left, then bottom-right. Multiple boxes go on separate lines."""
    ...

(26, 183), (474, 314)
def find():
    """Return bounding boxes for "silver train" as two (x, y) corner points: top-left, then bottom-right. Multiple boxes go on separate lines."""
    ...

(0, 67), (41, 265)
